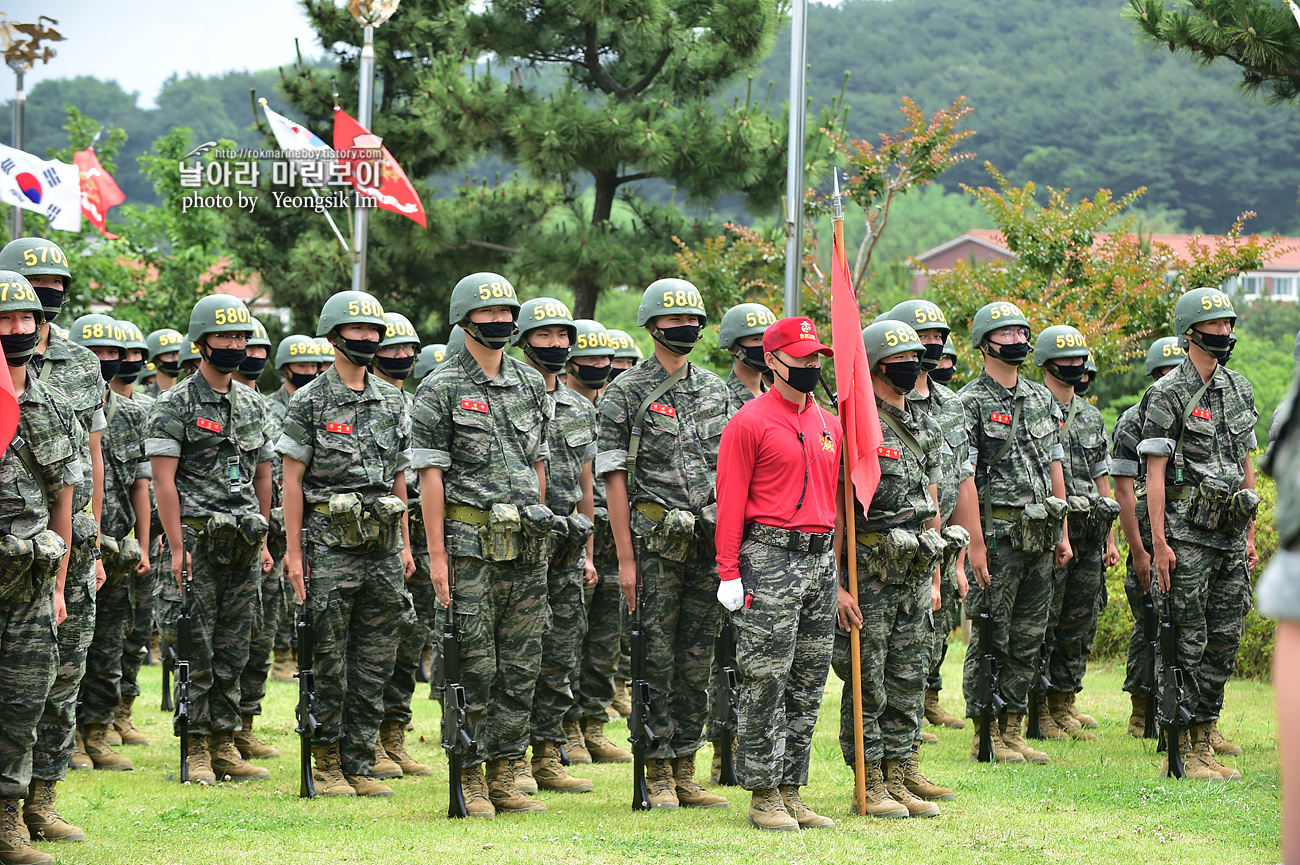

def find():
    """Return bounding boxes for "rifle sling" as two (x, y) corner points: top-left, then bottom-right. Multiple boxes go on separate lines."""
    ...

(626, 364), (688, 496)
(878, 408), (924, 463)
(11, 435), (50, 504)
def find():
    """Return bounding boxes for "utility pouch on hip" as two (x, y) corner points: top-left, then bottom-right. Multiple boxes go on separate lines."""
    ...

(913, 527), (947, 583)
(31, 529), (67, 599)
(71, 511), (99, 551)
(1065, 495), (1094, 541)
(1223, 488), (1262, 537)
(697, 503), (719, 560)
(647, 508), (697, 563)
(1013, 503), (1049, 553)
(555, 512), (595, 566)
(1186, 478), (1232, 531)
(370, 495), (407, 550)
(864, 527), (918, 585)
(110, 536), (143, 584)
(236, 513), (270, 566)
(268, 506), (287, 560)
(0, 533), (34, 604)
(321, 492), (365, 550)
(204, 512), (240, 564)
(480, 503), (521, 563)
(518, 503), (560, 565)
(1044, 496), (1068, 549)
(1091, 497), (1122, 540)
(940, 525), (971, 582)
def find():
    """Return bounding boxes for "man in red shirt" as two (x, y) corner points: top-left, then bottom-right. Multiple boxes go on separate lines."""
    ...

(714, 317), (843, 831)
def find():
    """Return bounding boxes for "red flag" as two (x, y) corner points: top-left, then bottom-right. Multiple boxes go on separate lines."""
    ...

(74, 149), (125, 240)
(830, 222), (883, 512)
(0, 343), (20, 451)
(333, 109), (427, 228)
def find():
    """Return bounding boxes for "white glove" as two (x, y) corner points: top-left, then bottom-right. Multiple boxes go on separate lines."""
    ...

(717, 578), (745, 612)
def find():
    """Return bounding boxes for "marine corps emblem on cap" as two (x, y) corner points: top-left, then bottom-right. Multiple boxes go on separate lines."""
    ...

(801, 321), (812, 333)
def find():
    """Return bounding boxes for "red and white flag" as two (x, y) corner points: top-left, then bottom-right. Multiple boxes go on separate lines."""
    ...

(0, 341), (20, 451)
(74, 149), (125, 240)
(333, 108), (427, 228)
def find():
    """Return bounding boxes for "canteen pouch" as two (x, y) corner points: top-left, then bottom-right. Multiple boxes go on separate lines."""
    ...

(1044, 496), (1068, 548)
(518, 504), (560, 565)
(864, 528), (918, 585)
(268, 506), (287, 560)
(320, 492), (365, 550)
(31, 529), (67, 599)
(1091, 496), (1122, 540)
(71, 511), (100, 550)
(204, 512), (240, 564)
(479, 503), (521, 563)
(1186, 478), (1232, 531)
(646, 508), (697, 563)
(554, 512), (595, 567)
(236, 513), (270, 566)
(1013, 503), (1049, 553)
(0, 533), (34, 604)
(1065, 495), (1094, 541)
(1223, 488), (1262, 537)
(113, 536), (143, 584)
(940, 524), (971, 585)
(370, 495), (407, 550)
(912, 527), (947, 583)
(697, 503), (719, 560)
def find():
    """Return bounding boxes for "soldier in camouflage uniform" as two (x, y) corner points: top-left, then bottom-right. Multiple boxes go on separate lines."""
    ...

(0, 273), (80, 864)
(509, 299), (599, 794)
(596, 279), (730, 811)
(410, 273), (551, 817)
(604, 329), (641, 703)
(147, 295), (275, 786)
(414, 344), (447, 382)
(316, 337), (335, 372)
(1140, 286), (1257, 780)
(279, 293), (416, 798)
(1032, 325), (1120, 740)
(141, 327), (186, 400)
(1112, 337), (1184, 737)
(73, 315), (150, 773)
(954, 301), (1072, 765)
(719, 303), (774, 414)
(372, 311), (434, 779)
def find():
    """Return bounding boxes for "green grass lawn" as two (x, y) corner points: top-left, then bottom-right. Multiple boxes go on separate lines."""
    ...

(48, 642), (1280, 864)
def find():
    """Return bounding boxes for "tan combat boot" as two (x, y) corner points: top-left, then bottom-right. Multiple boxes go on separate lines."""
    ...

(379, 720), (431, 776)
(779, 785), (835, 829)
(512, 756), (538, 795)
(968, 724), (1025, 763)
(999, 715), (1049, 765)
(185, 734), (218, 786)
(646, 758), (678, 809)
(1160, 728), (1224, 781)
(883, 758), (940, 818)
(22, 780), (84, 842)
(234, 715), (280, 760)
(113, 696), (150, 746)
(849, 761), (909, 818)
(610, 678), (631, 717)
(673, 752), (729, 808)
(748, 788), (797, 830)
(270, 648), (296, 683)
(83, 723), (133, 771)
(1047, 692), (1093, 741)
(69, 730), (91, 771)
(485, 758), (546, 813)
(148, 633), (161, 666)
(531, 741), (594, 793)
(581, 717), (631, 763)
(104, 720), (122, 747)
(1032, 695), (1070, 740)
(1193, 724), (1242, 781)
(1127, 694), (1146, 739)
(903, 741), (954, 802)
(0, 799), (52, 865)
(209, 731), (271, 781)
(919, 730), (939, 745)
(1069, 690), (1099, 729)
(1202, 720), (1243, 756)
(924, 689), (964, 729)
(372, 743), (403, 780)
(311, 744), (356, 796)
(562, 719), (591, 764)
(346, 774), (394, 797)
(459, 766), (496, 818)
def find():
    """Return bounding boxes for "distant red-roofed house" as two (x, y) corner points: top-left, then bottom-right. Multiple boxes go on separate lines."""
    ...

(89, 256), (286, 325)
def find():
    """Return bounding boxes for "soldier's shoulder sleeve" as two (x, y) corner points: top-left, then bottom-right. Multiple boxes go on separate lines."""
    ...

(29, 381), (81, 490)
(275, 385), (315, 465)
(410, 366), (453, 471)
(1138, 377), (1179, 458)
(595, 377), (634, 477)
(143, 384), (188, 458)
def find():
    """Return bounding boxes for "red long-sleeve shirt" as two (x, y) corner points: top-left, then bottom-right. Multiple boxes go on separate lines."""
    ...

(714, 388), (842, 584)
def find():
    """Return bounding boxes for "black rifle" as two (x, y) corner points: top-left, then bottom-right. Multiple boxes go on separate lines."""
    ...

(174, 547), (192, 783)
(1157, 595), (1193, 779)
(711, 614), (740, 786)
(295, 538), (317, 799)
(1141, 589), (1159, 739)
(629, 556), (657, 811)
(973, 594), (1005, 763)
(440, 561), (474, 819)
(1026, 640), (1052, 739)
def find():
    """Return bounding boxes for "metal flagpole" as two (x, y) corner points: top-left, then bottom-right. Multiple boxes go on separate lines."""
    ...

(782, 0), (808, 318)
(1, 15), (64, 239)
(351, 23), (375, 293)
(11, 67), (22, 238)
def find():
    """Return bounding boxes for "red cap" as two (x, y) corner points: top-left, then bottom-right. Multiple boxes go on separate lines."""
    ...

(762, 316), (833, 358)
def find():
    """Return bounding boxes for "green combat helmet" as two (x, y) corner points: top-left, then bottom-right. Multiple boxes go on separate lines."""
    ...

(445, 324), (467, 358)
(942, 337), (957, 361)
(448, 272), (520, 350)
(1145, 336), (1186, 378)
(188, 294), (253, 374)
(247, 317), (272, 350)
(315, 337), (335, 366)
(1035, 324), (1090, 390)
(146, 328), (187, 373)
(637, 278), (706, 355)
(376, 311), (420, 380)
(569, 318), (614, 389)
(70, 313), (127, 382)
(971, 300), (1032, 365)
(276, 334), (322, 369)
(179, 339), (202, 372)
(414, 344), (447, 380)
(0, 237), (72, 322)
(862, 320), (924, 366)
(1173, 286), (1237, 358)
(718, 302), (776, 374)
(607, 328), (642, 360)
(239, 316), (272, 380)
(881, 299), (951, 370)
(512, 297), (576, 374)
(0, 271), (43, 364)
(316, 291), (387, 366)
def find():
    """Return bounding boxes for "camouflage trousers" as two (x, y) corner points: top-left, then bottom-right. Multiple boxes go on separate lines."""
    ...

(924, 556), (961, 692)
(33, 547), (96, 782)
(383, 539), (434, 726)
(567, 569), (623, 723)
(238, 562), (279, 717)
(961, 540), (1054, 718)
(440, 553), (548, 765)
(274, 573), (296, 652)
(1152, 537), (1251, 725)
(155, 525), (259, 737)
(0, 589), (57, 798)
(530, 553), (587, 743)
(1123, 547), (1154, 695)
(734, 537), (836, 790)
(80, 569), (136, 726)
(305, 516), (414, 776)
(1045, 536), (1107, 695)
(834, 572), (930, 765)
(121, 549), (158, 700)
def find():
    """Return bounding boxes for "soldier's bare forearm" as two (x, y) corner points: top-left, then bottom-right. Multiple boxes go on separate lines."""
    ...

(419, 467), (446, 555)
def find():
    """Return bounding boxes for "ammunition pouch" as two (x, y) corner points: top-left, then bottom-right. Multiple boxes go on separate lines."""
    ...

(31, 529), (67, 600)
(479, 503), (521, 563)
(940, 524), (971, 584)
(1090, 496), (1122, 540)
(101, 535), (143, 585)
(0, 533), (34, 604)
(203, 512), (241, 564)
(1065, 495), (1094, 541)
(915, 527), (947, 580)
(1012, 496), (1068, 554)
(645, 507), (697, 564)
(552, 512), (595, 568)
(236, 513), (270, 566)
(71, 512), (100, 552)
(268, 506), (287, 560)
(697, 503), (718, 560)
(1185, 478), (1233, 531)
(1223, 488), (1261, 537)
(370, 495), (408, 550)
(519, 503), (563, 565)
(862, 527), (919, 586)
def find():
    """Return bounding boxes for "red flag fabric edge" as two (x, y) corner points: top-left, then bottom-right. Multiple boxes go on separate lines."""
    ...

(74, 149), (125, 240)
(830, 228), (883, 513)
(0, 343), (20, 451)
(332, 108), (428, 228)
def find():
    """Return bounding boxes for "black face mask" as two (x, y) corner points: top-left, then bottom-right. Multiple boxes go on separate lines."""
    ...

(739, 344), (770, 374)
(920, 342), (945, 372)
(1073, 377), (1093, 394)
(467, 320), (515, 350)
(526, 344), (570, 374)
(570, 362), (611, 389)
(929, 365), (956, 386)
(158, 359), (182, 377)
(652, 324), (700, 356)
(1189, 328), (1234, 359)
(33, 286), (65, 323)
(115, 358), (146, 381)
(0, 330), (39, 365)
(238, 356), (268, 378)
(773, 356), (820, 393)
(335, 337), (380, 367)
(879, 359), (921, 394)
(204, 346), (246, 374)
(986, 339), (1030, 366)
(374, 354), (416, 379)
(98, 358), (122, 382)
(608, 366), (629, 381)
(1217, 338), (1237, 367)
(1047, 362), (1087, 385)
(289, 371), (317, 390)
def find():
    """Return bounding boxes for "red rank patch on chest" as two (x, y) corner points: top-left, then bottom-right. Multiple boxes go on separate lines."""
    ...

(990, 412), (1012, 425)
(460, 399), (489, 413)
(325, 422), (353, 434)
(196, 418), (222, 433)
(649, 402), (676, 417)
(877, 445), (901, 460)
(1192, 407), (1211, 420)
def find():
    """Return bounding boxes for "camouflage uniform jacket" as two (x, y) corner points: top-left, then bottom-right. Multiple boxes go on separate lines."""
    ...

(724, 368), (762, 417)
(907, 381), (972, 525)
(275, 367), (411, 505)
(1110, 400), (1145, 481)
(1056, 394), (1109, 497)
(595, 357), (728, 514)
(401, 391), (419, 503)
(860, 397), (944, 534)
(267, 385), (291, 418)
(0, 378), (82, 543)
(959, 371), (1065, 522)
(100, 390), (150, 541)
(1138, 358), (1256, 550)
(145, 371), (273, 518)
(31, 329), (104, 513)
(1264, 374), (1299, 549)
(546, 381), (597, 516)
